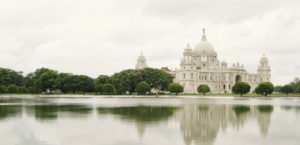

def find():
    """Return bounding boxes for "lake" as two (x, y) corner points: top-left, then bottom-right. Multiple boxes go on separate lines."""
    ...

(0, 96), (300, 145)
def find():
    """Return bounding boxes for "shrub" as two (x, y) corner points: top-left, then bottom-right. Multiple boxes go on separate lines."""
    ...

(0, 85), (8, 94)
(102, 84), (116, 95)
(232, 82), (251, 96)
(8, 84), (18, 93)
(255, 82), (274, 96)
(136, 81), (150, 95)
(280, 85), (294, 95)
(168, 83), (183, 95)
(197, 84), (210, 96)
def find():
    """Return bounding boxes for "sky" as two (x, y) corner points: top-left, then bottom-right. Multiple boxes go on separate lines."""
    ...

(0, 0), (299, 85)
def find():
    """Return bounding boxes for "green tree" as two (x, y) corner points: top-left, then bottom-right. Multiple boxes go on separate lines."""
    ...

(129, 70), (148, 94)
(144, 68), (173, 92)
(36, 71), (61, 93)
(168, 83), (183, 95)
(95, 75), (110, 94)
(7, 84), (18, 93)
(0, 68), (23, 86)
(17, 86), (27, 94)
(102, 84), (116, 95)
(59, 73), (73, 93)
(255, 82), (274, 96)
(232, 82), (251, 96)
(32, 68), (54, 80)
(280, 85), (294, 96)
(60, 74), (95, 93)
(274, 86), (282, 93)
(197, 84), (210, 96)
(136, 81), (150, 95)
(109, 70), (133, 94)
(0, 85), (8, 94)
(296, 85), (300, 93)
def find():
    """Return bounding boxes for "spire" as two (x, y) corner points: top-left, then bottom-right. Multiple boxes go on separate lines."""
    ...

(202, 28), (207, 41)
(186, 43), (191, 49)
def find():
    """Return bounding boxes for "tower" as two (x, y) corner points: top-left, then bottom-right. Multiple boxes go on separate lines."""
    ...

(136, 52), (147, 70)
(181, 44), (193, 64)
(257, 54), (271, 82)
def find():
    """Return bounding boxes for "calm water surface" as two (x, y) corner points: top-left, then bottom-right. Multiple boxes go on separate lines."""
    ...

(0, 96), (300, 145)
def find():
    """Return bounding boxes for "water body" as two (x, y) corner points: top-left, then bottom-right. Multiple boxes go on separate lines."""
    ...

(0, 96), (300, 145)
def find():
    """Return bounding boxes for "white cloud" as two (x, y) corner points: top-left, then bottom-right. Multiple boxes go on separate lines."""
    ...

(0, 0), (299, 85)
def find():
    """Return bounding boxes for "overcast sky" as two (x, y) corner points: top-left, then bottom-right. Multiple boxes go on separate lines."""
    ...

(0, 0), (300, 85)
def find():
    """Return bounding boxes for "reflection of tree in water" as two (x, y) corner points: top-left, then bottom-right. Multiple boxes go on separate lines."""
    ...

(233, 105), (250, 116)
(0, 98), (23, 103)
(98, 106), (177, 122)
(281, 105), (300, 114)
(97, 106), (178, 138)
(0, 105), (22, 120)
(26, 104), (93, 121)
(175, 104), (274, 145)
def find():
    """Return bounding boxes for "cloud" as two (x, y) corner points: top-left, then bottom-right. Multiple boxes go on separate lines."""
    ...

(0, 0), (299, 85)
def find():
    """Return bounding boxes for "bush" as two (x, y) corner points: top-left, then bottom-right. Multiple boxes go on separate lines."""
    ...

(255, 82), (274, 96)
(280, 85), (294, 95)
(232, 82), (251, 96)
(102, 84), (116, 95)
(17, 86), (27, 94)
(136, 81), (150, 95)
(197, 84), (210, 96)
(0, 85), (8, 94)
(8, 84), (18, 93)
(168, 83), (183, 95)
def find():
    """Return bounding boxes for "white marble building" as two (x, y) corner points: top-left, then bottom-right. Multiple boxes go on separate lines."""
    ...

(174, 29), (271, 93)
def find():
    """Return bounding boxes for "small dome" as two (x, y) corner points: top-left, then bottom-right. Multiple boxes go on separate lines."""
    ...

(221, 59), (227, 64)
(184, 43), (193, 54)
(138, 52), (146, 60)
(193, 29), (216, 56)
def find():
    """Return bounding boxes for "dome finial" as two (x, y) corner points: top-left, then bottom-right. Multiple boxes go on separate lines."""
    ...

(202, 28), (207, 41)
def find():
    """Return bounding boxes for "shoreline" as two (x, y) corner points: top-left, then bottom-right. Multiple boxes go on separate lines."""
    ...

(0, 94), (299, 98)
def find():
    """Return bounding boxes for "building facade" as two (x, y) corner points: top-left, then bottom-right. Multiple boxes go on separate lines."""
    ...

(174, 29), (271, 93)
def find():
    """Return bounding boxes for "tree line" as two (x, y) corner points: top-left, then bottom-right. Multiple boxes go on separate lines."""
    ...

(0, 67), (173, 95)
(0, 67), (298, 96)
(274, 78), (300, 95)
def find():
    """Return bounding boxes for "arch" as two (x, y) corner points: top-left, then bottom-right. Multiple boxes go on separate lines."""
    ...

(235, 75), (241, 83)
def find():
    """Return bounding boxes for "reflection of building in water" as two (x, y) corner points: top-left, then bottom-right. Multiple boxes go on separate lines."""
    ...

(135, 122), (146, 139)
(175, 104), (273, 145)
(256, 105), (274, 137)
(256, 112), (271, 137)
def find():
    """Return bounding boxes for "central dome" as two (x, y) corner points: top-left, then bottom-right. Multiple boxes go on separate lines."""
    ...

(193, 29), (216, 56)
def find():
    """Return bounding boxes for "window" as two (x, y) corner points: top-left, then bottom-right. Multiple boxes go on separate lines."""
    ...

(191, 73), (194, 79)
(183, 73), (186, 79)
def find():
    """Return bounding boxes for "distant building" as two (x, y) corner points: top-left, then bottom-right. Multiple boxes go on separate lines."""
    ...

(135, 29), (271, 93)
(135, 52), (147, 70)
